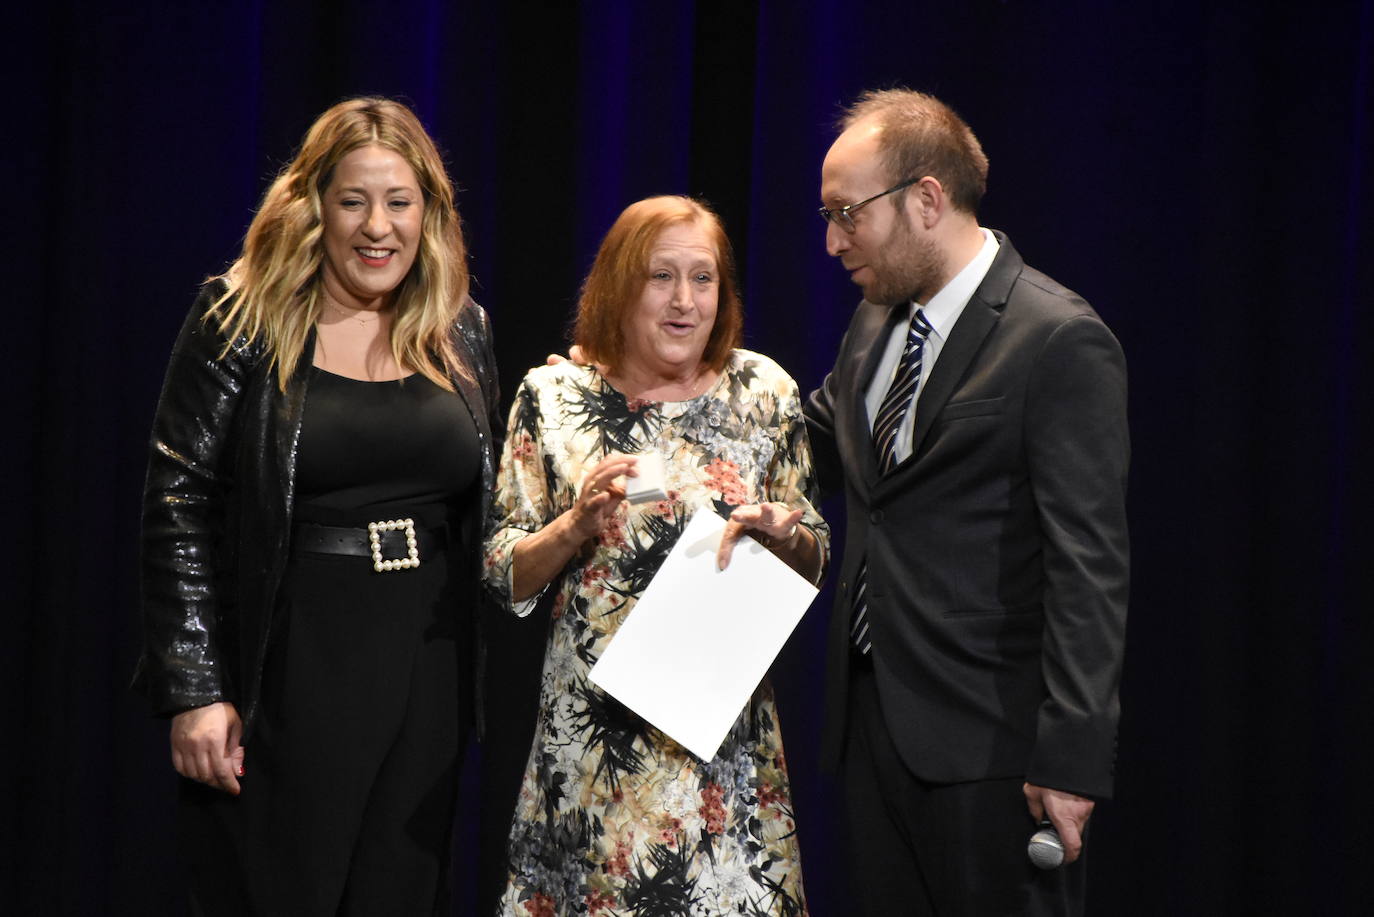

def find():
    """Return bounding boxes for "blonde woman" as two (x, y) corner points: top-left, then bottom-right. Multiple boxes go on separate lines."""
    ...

(133, 97), (500, 914)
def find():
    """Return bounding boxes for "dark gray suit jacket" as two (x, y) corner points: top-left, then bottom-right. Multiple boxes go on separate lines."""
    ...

(806, 231), (1129, 799)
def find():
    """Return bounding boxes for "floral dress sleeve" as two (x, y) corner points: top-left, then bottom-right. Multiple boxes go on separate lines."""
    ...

(483, 365), (596, 615)
(764, 372), (831, 583)
(483, 370), (567, 615)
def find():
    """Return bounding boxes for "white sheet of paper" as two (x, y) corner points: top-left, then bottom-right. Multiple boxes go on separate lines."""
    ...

(587, 508), (819, 760)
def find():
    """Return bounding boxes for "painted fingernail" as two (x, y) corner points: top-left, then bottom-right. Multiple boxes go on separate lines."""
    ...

(236, 765), (245, 777)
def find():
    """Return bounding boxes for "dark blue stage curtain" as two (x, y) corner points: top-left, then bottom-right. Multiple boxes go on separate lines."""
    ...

(8, 1), (1371, 914)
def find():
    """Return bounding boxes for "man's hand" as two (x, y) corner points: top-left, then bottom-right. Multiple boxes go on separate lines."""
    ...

(170, 701), (245, 795)
(545, 345), (590, 367)
(1024, 783), (1095, 864)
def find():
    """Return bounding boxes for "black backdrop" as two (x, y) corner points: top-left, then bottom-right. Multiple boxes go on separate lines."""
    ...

(8, 1), (1373, 914)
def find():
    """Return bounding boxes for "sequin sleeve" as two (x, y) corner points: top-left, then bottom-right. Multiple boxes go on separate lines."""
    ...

(134, 281), (254, 713)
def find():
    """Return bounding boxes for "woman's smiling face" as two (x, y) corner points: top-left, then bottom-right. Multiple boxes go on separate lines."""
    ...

(319, 144), (424, 311)
(619, 221), (720, 382)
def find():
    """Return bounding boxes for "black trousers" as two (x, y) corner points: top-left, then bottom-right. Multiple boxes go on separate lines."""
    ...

(841, 659), (1086, 917)
(178, 545), (471, 917)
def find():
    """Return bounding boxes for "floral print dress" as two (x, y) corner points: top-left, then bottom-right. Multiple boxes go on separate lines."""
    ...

(485, 351), (829, 917)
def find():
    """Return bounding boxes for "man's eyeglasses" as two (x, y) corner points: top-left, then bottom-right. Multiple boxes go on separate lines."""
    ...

(818, 177), (921, 233)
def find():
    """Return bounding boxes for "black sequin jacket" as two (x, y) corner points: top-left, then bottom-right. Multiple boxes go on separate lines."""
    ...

(132, 279), (502, 739)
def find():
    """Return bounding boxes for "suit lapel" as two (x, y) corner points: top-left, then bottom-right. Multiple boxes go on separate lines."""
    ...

(903, 230), (1022, 464)
(846, 301), (907, 490)
(905, 300), (999, 459)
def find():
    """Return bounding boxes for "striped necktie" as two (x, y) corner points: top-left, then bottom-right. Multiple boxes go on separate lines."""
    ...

(851, 307), (934, 653)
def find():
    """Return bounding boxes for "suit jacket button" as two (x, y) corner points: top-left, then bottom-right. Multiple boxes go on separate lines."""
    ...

(870, 510), (884, 524)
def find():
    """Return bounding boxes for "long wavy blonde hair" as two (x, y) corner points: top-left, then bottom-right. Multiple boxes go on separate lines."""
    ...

(208, 97), (470, 390)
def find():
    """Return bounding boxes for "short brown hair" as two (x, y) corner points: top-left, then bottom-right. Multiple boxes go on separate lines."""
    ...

(843, 89), (989, 214)
(574, 196), (743, 374)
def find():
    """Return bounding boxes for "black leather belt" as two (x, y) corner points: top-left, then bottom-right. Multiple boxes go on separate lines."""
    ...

(291, 519), (448, 572)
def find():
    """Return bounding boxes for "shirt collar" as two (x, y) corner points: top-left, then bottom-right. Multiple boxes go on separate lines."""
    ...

(911, 227), (1000, 337)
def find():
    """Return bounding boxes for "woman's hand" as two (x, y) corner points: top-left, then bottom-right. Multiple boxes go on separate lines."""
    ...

(568, 453), (637, 540)
(717, 502), (808, 572)
(170, 701), (245, 795)
(510, 453), (638, 601)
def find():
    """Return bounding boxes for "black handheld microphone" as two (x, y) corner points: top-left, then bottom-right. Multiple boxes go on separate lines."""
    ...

(1027, 819), (1065, 870)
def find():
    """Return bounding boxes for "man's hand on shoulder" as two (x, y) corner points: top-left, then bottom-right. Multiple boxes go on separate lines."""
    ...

(545, 345), (589, 367)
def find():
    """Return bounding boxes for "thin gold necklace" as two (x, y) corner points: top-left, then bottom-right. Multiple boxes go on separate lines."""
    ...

(322, 295), (384, 326)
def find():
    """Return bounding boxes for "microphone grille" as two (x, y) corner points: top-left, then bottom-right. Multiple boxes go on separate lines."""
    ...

(1027, 827), (1065, 870)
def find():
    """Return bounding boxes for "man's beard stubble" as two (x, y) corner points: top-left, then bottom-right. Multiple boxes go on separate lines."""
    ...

(862, 209), (947, 307)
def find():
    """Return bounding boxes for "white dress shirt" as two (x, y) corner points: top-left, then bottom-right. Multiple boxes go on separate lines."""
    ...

(864, 227), (1000, 464)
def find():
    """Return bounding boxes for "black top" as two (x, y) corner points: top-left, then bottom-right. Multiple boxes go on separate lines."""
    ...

(295, 367), (480, 529)
(136, 278), (501, 730)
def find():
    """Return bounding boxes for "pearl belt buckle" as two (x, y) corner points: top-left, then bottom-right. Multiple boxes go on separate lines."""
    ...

(368, 518), (420, 572)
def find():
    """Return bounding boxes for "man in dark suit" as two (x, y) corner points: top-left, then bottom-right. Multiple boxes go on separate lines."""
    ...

(807, 89), (1129, 915)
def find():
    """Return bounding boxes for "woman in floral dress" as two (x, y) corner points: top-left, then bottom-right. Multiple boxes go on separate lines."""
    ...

(485, 196), (828, 916)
